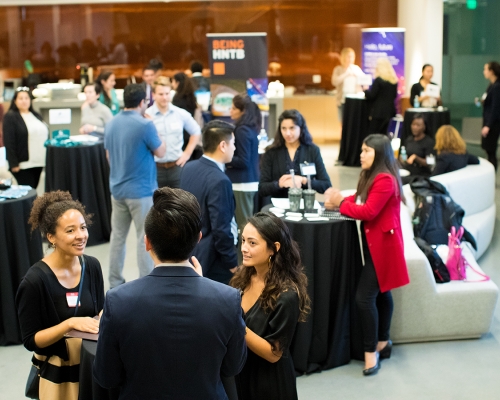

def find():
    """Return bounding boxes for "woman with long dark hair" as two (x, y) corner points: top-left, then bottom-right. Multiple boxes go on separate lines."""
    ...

(259, 109), (331, 198)
(16, 191), (104, 399)
(96, 71), (120, 115)
(481, 61), (500, 170)
(325, 134), (409, 376)
(3, 87), (49, 188)
(172, 72), (197, 116)
(230, 212), (310, 400)
(227, 94), (261, 231)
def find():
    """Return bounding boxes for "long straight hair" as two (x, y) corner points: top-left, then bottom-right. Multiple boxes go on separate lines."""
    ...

(9, 89), (43, 121)
(356, 134), (403, 203)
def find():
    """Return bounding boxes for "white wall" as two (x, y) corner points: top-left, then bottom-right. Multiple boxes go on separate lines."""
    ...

(398, 0), (443, 96)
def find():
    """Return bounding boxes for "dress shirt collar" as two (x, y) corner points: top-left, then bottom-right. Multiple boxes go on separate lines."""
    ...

(149, 102), (172, 116)
(192, 72), (203, 77)
(202, 154), (225, 172)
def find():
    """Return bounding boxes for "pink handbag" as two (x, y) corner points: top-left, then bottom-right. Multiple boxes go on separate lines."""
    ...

(446, 226), (490, 282)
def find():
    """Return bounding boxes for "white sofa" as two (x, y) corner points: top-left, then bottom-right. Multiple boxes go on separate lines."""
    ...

(391, 158), (499, 343)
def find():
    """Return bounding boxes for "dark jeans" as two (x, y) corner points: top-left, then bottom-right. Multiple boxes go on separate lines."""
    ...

(481, 122), (500, 171)
(12, 167), (43, 189)
(356, 249), (394, 352)
(156, 165), (181, 189)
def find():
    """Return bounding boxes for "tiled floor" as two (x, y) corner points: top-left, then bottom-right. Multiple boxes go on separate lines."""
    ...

(1, 144), (500, 399)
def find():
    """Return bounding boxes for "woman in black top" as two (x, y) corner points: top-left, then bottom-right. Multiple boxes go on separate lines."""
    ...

(410, 64), (441, 108)
(172, 72), (198, 116)
(16, 191), (104, 400)
(481, 61), (500, 170)
(259, 109), (331, 198)
(364, 58), (398, 135)
(231, 212), (310, 400)
(227, 95), (261, 231)
(432, 125), (479, 176)
(401, 113), (435, 178)
(3, 87), (49, 188)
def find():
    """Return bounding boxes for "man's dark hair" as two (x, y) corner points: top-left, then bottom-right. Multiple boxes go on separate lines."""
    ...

(202, 120), (234, 153)
(142, 66), (155, 74)
(124, 83), (146, 108)
(148, 58), (163, 72)
(190, 60), (203, 73)
(145, 188), (202, 262)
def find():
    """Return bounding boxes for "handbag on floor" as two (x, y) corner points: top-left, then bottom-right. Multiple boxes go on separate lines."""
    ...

(446, 226), (490, 282)
(25, 257), (86, 399)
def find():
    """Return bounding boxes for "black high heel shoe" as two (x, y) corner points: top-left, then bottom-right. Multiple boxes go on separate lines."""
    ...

(379, 340), (393, 360)
(362, 353), (380, 376)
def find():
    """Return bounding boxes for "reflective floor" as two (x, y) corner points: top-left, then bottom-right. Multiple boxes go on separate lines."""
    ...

(1, 143), (499, 399)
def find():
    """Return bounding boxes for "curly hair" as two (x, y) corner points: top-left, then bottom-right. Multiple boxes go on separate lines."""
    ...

(28, 191), (92, 239)
(229, 212), (310, 322)
(270, 109), (313, 150)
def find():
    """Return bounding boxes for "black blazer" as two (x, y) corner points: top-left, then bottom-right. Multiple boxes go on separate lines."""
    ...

(3, 109), (45, 170)
(432, 152), (479, 176)
(483, 80), (500, 128)
(259, 144), (331, 198)
(93, 266), (247, 399)
(226, 123), (260, 184)
(364, 77), (397, 120)
(180, 157), (238, 283)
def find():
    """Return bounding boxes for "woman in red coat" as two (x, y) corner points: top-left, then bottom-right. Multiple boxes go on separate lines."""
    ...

(325, 133), (409, 376)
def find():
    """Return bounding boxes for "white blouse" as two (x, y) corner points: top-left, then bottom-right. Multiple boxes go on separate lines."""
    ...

(19, 112), (49, 170)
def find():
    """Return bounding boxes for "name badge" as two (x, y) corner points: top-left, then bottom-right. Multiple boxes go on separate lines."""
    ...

(169, 122), (182, 131)
(66, 292), (80, 308)
(426, 155), (436, 165)
(300, 163), (316, 176)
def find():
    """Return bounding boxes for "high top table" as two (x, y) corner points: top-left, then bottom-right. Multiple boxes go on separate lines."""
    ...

(338, 96), (369, 167)
(45, 142), (111, 246)
(0, 189), (43, 345)
(402, 107), (451, 143)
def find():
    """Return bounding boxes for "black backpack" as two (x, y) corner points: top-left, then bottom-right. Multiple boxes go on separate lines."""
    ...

(410, 177), (477, 250)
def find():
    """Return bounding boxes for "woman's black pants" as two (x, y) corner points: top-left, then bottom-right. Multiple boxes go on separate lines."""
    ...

(481, 122), (500, 171)
(356, 250), (394, 353)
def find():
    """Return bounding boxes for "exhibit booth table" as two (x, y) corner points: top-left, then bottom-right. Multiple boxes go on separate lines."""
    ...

(45, 142), (111, 246)
(338, 96), (369, 167)
(0, 189), (43, 345)
(402, 107), (451, 142)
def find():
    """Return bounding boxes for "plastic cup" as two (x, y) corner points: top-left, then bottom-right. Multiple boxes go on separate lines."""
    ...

(303, 189), (316, 213)
(288, 188), (303, 212)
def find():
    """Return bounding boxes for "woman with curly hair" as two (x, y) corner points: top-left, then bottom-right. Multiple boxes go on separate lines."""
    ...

(230, 212), (310, 400)
(16, 191), (104, 399)
(432, 125), (479, 176)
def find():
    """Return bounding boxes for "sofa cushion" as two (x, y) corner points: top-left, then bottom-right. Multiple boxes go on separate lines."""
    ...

(431, 158), (494, 216)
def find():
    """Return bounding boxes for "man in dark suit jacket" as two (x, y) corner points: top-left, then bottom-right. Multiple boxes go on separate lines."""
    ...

(180, 120), (238, 284)
(141, 65), (156, 107)
(93, 187), (247, 399)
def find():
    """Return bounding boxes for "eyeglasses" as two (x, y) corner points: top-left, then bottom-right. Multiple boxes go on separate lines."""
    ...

(16, 86), (30, 92)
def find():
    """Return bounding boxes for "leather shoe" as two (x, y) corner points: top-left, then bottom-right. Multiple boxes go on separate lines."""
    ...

(379, 340), (393, 360)
(362, 353), (380, 376)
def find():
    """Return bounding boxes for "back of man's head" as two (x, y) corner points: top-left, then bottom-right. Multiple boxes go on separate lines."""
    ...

(202, 120), (234, 154)
(145, 187), (202, 262)
(124, 83), (146, 108)
(190, 61), (203, 73)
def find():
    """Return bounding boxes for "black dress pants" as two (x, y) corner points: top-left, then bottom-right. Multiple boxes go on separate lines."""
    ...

(368, 117), (390, 135)
(481, 122), (500, 171)
(356, 238), (394, 352)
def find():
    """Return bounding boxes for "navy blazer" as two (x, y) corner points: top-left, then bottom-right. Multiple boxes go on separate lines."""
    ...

(259, 144), (332, 198)
(483, 80), (500, 128)
(180, 157), (238, 283)
(364, 77), (398, 120)
(226, 123), (260, 184)
(93, 266), (247, 400)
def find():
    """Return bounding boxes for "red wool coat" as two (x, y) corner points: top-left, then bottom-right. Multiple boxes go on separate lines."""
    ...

(339, 173), (409, 292)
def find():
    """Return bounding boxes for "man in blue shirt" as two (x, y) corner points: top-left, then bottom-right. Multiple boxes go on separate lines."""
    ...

(105, 84), (166, 288)
(145, 76), (201, 188)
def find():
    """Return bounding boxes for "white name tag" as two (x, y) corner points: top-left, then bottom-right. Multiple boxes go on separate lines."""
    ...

(66, 292), (80, 308)
(300, 163), (317, 176)
(426, 156), (436, 165)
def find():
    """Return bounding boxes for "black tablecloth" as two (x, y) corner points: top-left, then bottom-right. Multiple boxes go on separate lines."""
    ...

(45, 143), (111, 246)
(402, 108), (451, 143)
(338, 97), (369, 167)
(0, 190), (43, 345)
(261, 206), (364, 373)
(80, 340), (120, 400)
